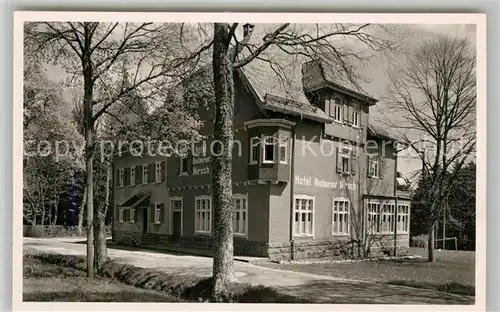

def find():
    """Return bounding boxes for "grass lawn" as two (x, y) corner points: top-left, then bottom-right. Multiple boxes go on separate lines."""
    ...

(23, 256), (182, 302)
(258, 248), (475, 296)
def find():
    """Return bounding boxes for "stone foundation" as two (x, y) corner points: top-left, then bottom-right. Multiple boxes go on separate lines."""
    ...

(113, 231), (409, 260)
(113, 230), (268, 257)
(268, 235), (410, 261)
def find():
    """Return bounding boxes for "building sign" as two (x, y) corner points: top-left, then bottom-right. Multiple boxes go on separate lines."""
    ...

(192, 143), (210, 176)
(193, 166), (210, 176)
(295, 175), (356, 191)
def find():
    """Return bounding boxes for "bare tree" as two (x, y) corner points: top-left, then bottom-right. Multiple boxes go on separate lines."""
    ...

(209, 23), (401, 299)
(25, 21), (210, 276)
(385, 36), (476, 262)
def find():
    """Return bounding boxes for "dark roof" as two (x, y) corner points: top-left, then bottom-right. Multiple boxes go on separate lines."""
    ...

(263, 94), (332, 123)
(301, 60), (378, 104)
(367, 123), (401, 142)
(236, 25), (378, 122)
(120, 192), (151, 208)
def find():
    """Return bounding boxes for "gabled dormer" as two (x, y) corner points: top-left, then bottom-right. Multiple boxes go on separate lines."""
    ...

(301, 60), (378, 144)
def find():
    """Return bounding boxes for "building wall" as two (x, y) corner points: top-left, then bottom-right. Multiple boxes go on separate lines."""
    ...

(113, 154), (169, 244)
(111, 69), (409, 259)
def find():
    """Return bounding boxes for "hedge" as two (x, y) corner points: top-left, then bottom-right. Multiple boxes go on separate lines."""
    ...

(27, 253), (310, 303)
(23, 225), (112, 238)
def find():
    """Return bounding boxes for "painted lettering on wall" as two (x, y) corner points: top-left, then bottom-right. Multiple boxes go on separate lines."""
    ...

(193, 166), (210, 176)
(295, 175), (356, 190)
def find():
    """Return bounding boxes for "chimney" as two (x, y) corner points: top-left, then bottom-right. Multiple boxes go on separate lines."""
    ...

(301, 60), (326, 92)
(243, 23), (255, 38)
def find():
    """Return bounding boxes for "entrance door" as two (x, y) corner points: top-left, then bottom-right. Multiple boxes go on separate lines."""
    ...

(142, 207), (148, 233)
(172, 211), (182, 243)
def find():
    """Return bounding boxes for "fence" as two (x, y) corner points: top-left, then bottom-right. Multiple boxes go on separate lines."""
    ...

(410, 235), (475, 251)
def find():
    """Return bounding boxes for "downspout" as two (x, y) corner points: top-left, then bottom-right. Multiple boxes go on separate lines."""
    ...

(393, 152), (398, 256)
(289, 114), (303, 260)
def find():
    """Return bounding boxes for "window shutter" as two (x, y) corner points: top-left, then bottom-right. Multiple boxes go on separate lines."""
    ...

(124, 168), (130, 186)
(343, 103), (349, 123)
(115, 206), (119, 221)
(367, 156), (372, 178)
(177, 158), (181, 175)
(328, 98), (334, 117)
(161, 161), (166, 182)
(159, 203), (165, 224)
(135, 165), (140, 184)
(187, 156), (192, 174)
(148, 163), (154, 183)
(351, 149), (357, 175)
(379, 158), (385, 179)
(116, 169), (120, 186)
(150, 163), (157, 182)
(150, 203), (155, 223)
(336, 147), (342, 173)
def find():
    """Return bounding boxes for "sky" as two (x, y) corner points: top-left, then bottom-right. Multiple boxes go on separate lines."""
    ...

(39, 22), (477, 183)
(359, 24), (476, 181)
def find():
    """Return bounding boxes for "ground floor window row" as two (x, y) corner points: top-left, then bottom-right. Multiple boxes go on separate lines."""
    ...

(292, 196), (410, 238)
(116, 194), (248, 236)
(117, 195), (409, 238)
(117, 203), (165, 224)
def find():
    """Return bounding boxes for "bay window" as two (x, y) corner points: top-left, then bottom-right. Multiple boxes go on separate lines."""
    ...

(263, 136), (276, 163)
(249, 137), (259, 164)
(279, 137), (289, 164)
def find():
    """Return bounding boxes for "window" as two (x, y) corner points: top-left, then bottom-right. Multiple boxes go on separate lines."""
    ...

(279, 137), (289, 164)
(195, 196), (211, 234)
(332, 198), (349, 235)
(118, 169), (124, 187)
(263, 136), (276, 163)
(130, 167), (135, 186)
(293, 195), (314, 236)
(249, 137), (259, 164)
(381, 204), (395, 233)
(398, 205), (410, 233)
(155, 162), (162, 183)
(329, 97), (342, 122)
(337, 147), (351, 174)
(179, 157), (188, 175)
(118, 207), (124, 223)
(130, 208), (135, 223)
(171, 198), (183, 211)
(142, 165), (149, 184)
(154, 203), (161, 224)
(351, 111), (360, 127)
(233, 194), (248, 236)
(367, 202), (381, 233)
(368, 157), (380, 178)
(342, 156), (350, 173)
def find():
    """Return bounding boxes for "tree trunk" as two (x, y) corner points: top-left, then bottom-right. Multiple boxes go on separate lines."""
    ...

(94, 160), (111, 271)
(83, 23), (95, 278)
(53, 195), (59, 226)
(77, 187), (87, 236)
(427, 222), (436, 262)
(211, 23), (236, 301)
